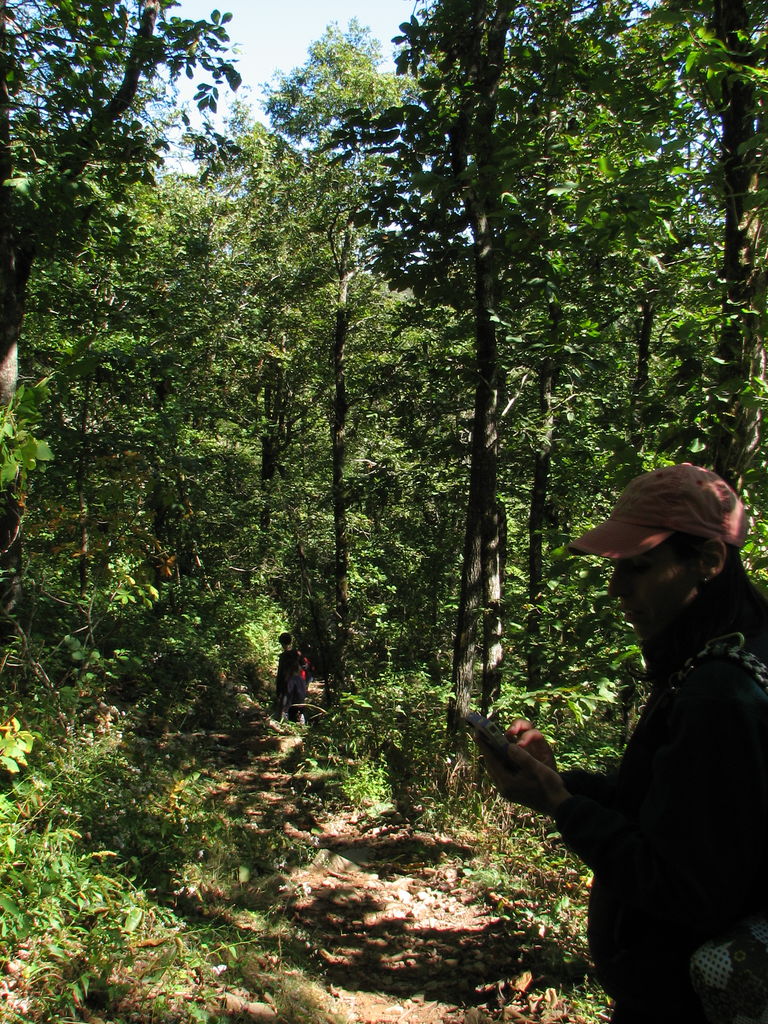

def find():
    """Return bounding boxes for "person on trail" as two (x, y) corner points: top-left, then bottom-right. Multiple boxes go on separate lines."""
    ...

(274, 632), (310, 724)
(283, 649), (309, 724)
(274, 632), (295, 720)
(471, 465), (768, 1024)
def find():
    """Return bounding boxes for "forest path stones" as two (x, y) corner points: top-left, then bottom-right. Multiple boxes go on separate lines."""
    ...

(193, 705), (588, 1024)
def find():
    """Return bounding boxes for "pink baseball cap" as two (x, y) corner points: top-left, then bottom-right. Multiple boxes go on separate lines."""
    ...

(569, 463), (747, 558)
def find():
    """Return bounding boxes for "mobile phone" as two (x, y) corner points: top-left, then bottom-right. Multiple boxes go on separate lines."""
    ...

(464, 710), (511, 757)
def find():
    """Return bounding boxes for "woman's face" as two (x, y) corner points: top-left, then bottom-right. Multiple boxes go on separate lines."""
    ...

(607, 541), (704, 642)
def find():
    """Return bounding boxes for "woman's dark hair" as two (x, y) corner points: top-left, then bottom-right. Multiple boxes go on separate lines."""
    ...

(643, 532), (768, 681)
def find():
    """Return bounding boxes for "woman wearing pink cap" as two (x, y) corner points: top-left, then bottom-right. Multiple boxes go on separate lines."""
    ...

(473, 464), (768, 1023)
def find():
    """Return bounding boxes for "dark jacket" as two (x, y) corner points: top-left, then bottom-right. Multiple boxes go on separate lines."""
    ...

(275, 649), (296, 697)
(555, 633), (768, 1022)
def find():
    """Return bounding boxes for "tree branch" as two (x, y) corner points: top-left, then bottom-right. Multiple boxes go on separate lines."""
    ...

(60, 0), (161, 180)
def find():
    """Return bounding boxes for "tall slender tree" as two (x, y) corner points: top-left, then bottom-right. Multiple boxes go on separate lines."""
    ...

(346, 0), (514, 725)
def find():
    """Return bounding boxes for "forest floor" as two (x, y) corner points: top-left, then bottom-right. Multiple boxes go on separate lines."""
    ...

(167, 689), (608, 1024)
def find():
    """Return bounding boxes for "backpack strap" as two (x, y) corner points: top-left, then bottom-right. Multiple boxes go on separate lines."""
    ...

(671, 632), (768, 694)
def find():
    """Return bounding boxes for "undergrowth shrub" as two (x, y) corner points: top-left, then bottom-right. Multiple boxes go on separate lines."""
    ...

(340, 757), (392, 807)
(0, 754), (166, 1021)
(491, 678), (628, 774)
(0, 712), (297, 1022)
(301, 666), (453, 809)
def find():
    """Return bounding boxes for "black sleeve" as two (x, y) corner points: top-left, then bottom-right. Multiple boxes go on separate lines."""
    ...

(560, 768), (618, 805)
(554, 664), (768, 931)
(275, 652), (288, 691)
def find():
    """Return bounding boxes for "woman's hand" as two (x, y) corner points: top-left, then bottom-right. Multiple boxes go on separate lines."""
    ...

(506, 718), (558, 770)
(474, 722), (571, 816)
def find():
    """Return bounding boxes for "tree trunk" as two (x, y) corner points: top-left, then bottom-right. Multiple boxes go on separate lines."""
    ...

(329, 223), (354, 699)
(707, 0), (766, 486)
(629, 297), (653, 450)
(77, 380), (92, 605)
(450, 219), (502, 723)
(0, 4), (33, 614)
(296, 539), (332, 684)
(0, 224), (30, 615)
(450, 427), (488, 728)
(481, 499), (504, 712)
(526, 351), (559, 690)
(448, 0), (511, 730)
(260, 343), (288, 528)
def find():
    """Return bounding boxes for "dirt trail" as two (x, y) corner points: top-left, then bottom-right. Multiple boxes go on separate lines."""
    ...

(199, 702), (595, 1024)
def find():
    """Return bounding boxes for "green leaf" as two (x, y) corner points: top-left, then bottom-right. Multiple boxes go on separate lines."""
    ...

(3, 176), (31, 194)
(0, 894), (23, 917)
(0, 457), (19, 486)
(597, 156), (614, 176)
(124, 907), (144, 933)
(34, 440), (54, 462)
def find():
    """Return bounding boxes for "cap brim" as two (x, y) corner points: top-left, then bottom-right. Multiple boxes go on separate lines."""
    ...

(568, 521), (673, 559)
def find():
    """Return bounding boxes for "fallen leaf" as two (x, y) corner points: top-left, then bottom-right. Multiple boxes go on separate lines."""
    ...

(510, 971), (533, 992)
(222, 992), (278, 1021)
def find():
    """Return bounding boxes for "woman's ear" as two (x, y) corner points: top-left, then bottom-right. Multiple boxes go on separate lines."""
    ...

(698, 538), (727, 582)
